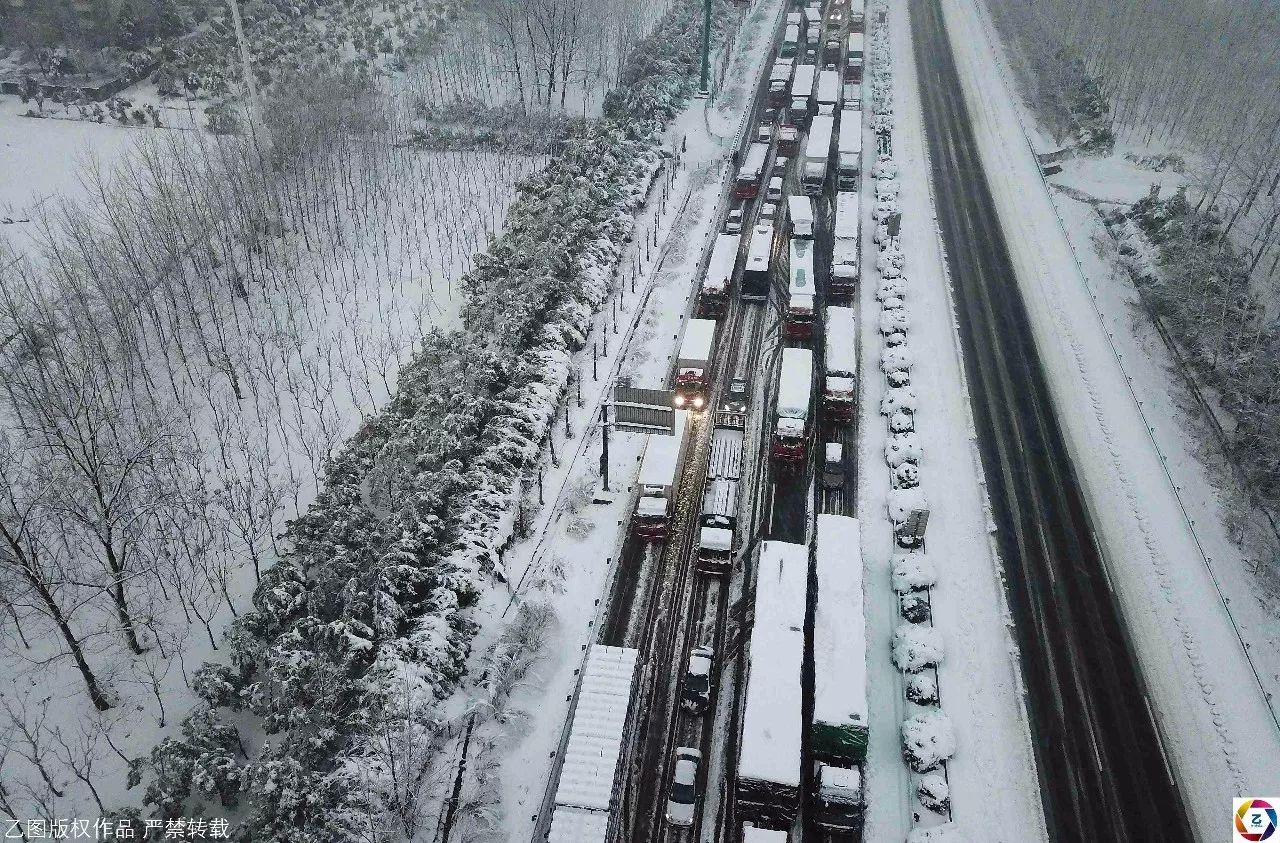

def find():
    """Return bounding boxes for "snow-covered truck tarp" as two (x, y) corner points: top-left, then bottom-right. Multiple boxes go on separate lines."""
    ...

(813, 514), (869, 763)
(737, 540), (809, 828)
(551, 643), (639, 830)
(825, 307), (858, 378)
(702, 233), (742, 297)
(776, 347), (814, 421)
(548, 805), (611, 843)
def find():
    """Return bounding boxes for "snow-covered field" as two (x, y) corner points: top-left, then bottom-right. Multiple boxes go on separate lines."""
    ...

(857, 2), (1046, 840)
(942, 0), (1280, 829)
(0, 90), (538, 825)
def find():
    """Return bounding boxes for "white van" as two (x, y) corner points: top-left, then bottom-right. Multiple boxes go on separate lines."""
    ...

(767, 176), (784, 202)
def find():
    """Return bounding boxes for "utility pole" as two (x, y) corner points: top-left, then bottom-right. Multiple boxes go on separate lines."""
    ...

(225, 0), (257, 110)
(697, 0), (711, 98)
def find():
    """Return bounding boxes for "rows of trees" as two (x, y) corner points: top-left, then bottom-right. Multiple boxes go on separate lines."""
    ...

(987, 0), (1280, 523)
(1, 0), (737, 834)
(0, 0), (189, 51)
(0, 62), (540, 827)
(986, 0), (1280, 283)
(134, 1), (736, 837)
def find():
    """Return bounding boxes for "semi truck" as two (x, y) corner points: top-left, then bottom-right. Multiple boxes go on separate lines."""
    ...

(811, 514), (868, 832)
(785, 239), (816, 339)
(781, 23), (800, 58)
(830, 191), (860, 298)
(699, 233), (741, 318)
(547, 645), (639, 841)
(772, 347), (813, 463)
(632, 410), (690, 541)
(735, 142), (770, 199)
(697, 424), (743, 574)
(850, 0), (866, 31)
(815, 69), (841, 115)
(823, 306), (857, 421)
(787, 195), (814, 239)
(837, 110), (863, 191)
(743, 223), (774, 301)
(788, 64), (816, 128)
(802, 113), (834, 196)
(736, 540), (808, 830)
(845, 32), (865, 82)
(769, 61), (793, 108)
(674, 319), (716, 410)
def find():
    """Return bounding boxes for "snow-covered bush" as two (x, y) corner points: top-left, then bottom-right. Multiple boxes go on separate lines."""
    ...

(906, 670), (939, 705)
(881, 294), (906, 311)
(901, 709), (956, 772)
(873, 197), (900, 220)
(892, 623), (944, 673)
(872, 156), (898, 180)
(882, 345), (913, 373)
(878, 247), (906, 273)
(874, 221), (890, 244)
(917, 772), (951, 813)
(876, 179), (900, 200)
(892, 552), (936, 593)
(881, 385), (918, 416)
(894, 461), (920, 488)
(885, 432), (923, 467)
(888, 486), (928, 524)
(880, 306), (911, 335)
(889, 409), (915, 433)
(887, 369), (911, 389)
(901, 591), (931, 623)
(877, 275), (907, 300)
(884, 329), (909, 348)
(873, 113), (894, 135)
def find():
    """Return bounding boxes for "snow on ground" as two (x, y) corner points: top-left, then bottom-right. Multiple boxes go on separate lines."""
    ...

(942, 0), (1280, 828)
(856, 3), (1047, 840)
(1048, 153), (1186, 205)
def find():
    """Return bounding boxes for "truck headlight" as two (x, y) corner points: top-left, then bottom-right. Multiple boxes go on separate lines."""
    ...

(694, 396), (705, 409)
(674, 395), (686, 407)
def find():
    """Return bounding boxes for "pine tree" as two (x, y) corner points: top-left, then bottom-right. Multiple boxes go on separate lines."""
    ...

(114, 0), (138, 48)
(153, 0), (184, 38)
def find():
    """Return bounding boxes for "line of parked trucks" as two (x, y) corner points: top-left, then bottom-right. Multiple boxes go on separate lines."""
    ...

(737, 515), (868, 836)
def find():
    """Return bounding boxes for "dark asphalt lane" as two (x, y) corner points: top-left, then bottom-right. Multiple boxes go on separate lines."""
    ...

(909, 0), (1194, 840)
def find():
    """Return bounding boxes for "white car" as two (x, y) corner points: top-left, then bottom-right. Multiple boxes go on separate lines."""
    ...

(724, 207), (744, 234)
(665, 747), (702, 827)
(681, 647), (714, 713)
(760, 201), (778, 225)
(766, 176), (784, 202)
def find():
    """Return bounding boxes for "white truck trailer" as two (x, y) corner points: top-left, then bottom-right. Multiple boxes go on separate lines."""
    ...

(699, 233), (741, 318)
(736, 540), (808, 830)
(837, 110), (863, 190)
(830, 190), (860, 297)
(674, 319), (716, 410)
(816, 68), (841, 115)
(743, 223), (775, 300)
(788, 64), (817, 127)
(784, 238), (817, 340)
(824, 306), (858, 421)
(735, 141), (771, 199)
(811, 514), (868, 831)
(548, 645), (640, 841)
(698, 424), (743, 574)
(632, 410), (690, 541)
(802, 113), (835, 196)
(787, 195), (815, 239)
(771, 347), (813, 463)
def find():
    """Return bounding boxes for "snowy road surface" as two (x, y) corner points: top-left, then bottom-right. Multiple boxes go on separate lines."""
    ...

(921, 0), (1280, 837)
(911, 0), (1194, 839)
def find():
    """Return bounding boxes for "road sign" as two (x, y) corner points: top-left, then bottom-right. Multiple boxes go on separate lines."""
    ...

(886, 211), (902, 238)
(612, 386), (676, 434)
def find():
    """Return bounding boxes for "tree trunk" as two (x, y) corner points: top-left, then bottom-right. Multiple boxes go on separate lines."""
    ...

(102, 541), (146, 655)
(26, 569), (111, 711)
